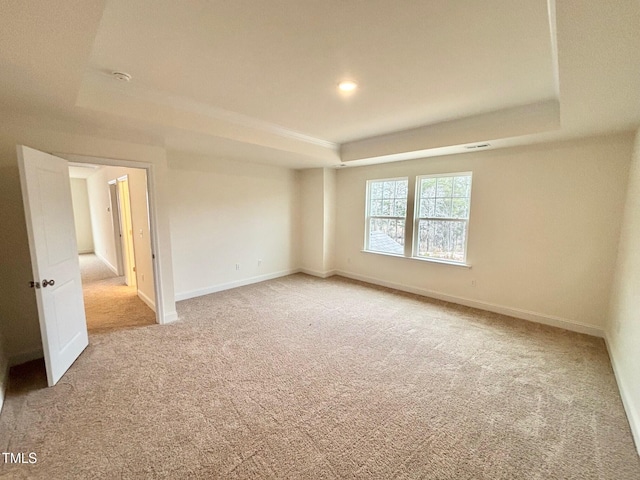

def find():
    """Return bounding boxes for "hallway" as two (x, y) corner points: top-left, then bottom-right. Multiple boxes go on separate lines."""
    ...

(80, 254), (155, 332)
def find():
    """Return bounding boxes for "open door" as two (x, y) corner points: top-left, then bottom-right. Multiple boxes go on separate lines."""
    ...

(117, 176), (137, 288)
(17, 145), (89, 387)
(108, 180), (124, 277)
(108, 181), (125, 276)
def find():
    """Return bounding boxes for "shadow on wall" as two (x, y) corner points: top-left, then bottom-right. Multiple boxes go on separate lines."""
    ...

(0, 163), (41, 360)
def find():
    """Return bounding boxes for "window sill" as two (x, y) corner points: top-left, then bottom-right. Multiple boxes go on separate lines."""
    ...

(411, 256), (472, 268)
(361, 250), (472, 268)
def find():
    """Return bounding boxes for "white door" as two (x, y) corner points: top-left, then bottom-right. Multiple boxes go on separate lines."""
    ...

(117, 177), (137, 288)
(17, 145), (89, 387)
(108, 181), (125, 276)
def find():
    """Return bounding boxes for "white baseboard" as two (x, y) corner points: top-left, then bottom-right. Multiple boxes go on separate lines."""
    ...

(161, 310), (179, 324)
(95, 252), (119, 276)
(299, 268), (337, 279)
(175, 268), (300, 301)
(77, 249), (94, 255)
(605, 335), (640, 456)
(334, 270), (605, 338)
(137, 289), (156, 312)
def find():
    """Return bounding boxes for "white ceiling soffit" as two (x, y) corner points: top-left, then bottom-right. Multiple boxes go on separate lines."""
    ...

(340, 100), (560, 163)
(164, 127), (336, 169)
(76, 71), (340, 163)
(76, 0), (559, 166)
(2, 1), (639, 168)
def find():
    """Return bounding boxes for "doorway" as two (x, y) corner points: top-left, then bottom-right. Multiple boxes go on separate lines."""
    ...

(68, 163), (157, 332)
(18, 146), (175, 386)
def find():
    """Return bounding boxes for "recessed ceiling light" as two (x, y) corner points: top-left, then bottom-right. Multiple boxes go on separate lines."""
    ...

(338, 80), (358, 92)
(112, 71), (132, 82)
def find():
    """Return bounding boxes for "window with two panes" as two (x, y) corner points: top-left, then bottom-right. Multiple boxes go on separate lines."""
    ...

(365, 173), (472, 263)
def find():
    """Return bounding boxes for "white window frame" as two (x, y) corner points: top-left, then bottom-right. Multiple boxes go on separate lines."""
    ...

(364, 177), (409, 256)
(362, 172), (473, 267)
(412, 172), (473, 265)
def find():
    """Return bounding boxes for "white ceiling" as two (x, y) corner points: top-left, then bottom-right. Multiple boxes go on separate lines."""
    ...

(1, 0), (639, 168)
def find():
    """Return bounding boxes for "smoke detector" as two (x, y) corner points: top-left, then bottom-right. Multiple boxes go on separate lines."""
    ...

(112, 71), (132, 82)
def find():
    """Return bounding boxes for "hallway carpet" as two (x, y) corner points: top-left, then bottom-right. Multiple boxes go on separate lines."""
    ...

(1, 274), (639, 479)
(79, 253), (155, 332)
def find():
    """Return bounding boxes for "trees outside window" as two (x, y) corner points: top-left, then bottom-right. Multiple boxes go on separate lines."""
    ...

(364, 172), (472, 264)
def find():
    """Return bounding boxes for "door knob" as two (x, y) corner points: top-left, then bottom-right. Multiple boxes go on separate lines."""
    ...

(42, 279), (55, 288)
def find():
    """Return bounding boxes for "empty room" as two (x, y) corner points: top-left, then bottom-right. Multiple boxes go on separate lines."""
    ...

(0, 1), (639, 479)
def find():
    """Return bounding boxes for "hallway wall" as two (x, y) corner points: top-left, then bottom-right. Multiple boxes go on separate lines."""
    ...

(69, 178), (94, 254)
(607, 127), (640, 453)
(86, 166), (156, 311)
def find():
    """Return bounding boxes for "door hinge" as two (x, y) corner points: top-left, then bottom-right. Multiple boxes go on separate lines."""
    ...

(29, 281), (41, 289)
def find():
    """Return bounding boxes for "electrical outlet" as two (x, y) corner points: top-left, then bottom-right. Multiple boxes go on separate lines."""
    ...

(235, 263), (240, 271)
(258, 259), (262, 266)
(141, 274), (145, 282)
(471, 279), (476, 287)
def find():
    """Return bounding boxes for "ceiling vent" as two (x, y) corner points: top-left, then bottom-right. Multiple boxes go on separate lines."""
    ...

(464, 143), (491, 150)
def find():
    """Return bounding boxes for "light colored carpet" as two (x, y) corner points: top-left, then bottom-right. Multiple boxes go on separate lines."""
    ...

(79, 254), (155, 332)
(1, 274), (638, 479)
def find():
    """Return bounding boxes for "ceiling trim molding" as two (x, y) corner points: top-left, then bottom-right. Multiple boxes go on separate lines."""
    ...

(340, 100), (561, 163)
(81, 70), (338, 151)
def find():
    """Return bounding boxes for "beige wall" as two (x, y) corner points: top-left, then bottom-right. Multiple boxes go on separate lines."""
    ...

(167, 152), (300, 300)
(607, 127), (640, 452)
(86, 168), (116, 272)
(86, 166), (156, 308)
(335, 134), (633, 333)
(300, 168), (336, 275)
(0, 119), (176, 361)
(323, 168), (337, 273)
(0, 331), (7, 413)
(69, 178), (94, 254)
(300, 169), (326, 274)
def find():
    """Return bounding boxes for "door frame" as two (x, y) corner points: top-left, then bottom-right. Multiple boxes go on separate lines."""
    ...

(107, 181), (125, 276)
(61, 153), (167, 325)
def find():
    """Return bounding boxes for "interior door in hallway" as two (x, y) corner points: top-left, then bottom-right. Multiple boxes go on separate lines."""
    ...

(108, 181), (125, 276)
(17, 145), (89, 387)
(116, 176), (137, 288)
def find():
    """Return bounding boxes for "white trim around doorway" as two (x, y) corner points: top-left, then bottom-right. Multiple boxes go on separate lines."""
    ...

(61, 153), (176, 325)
